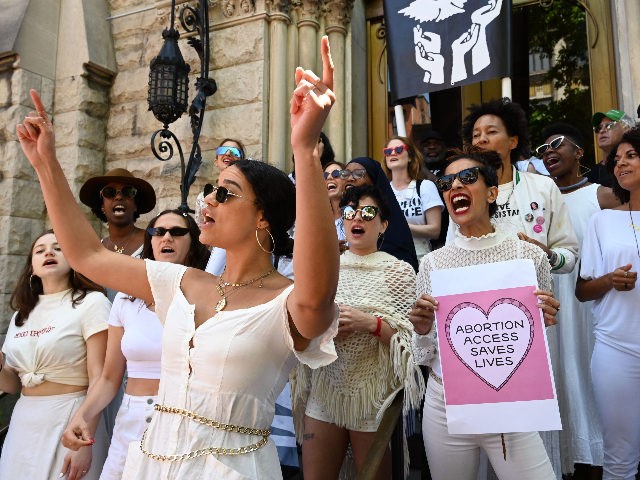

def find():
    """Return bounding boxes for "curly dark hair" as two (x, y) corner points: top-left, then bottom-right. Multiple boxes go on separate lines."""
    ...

(462, 98), (531, 164)
(10, 230), (105, 326)
(442, 148), (501, 217)
(606, 127), (640, 203)
(339, 184), (391, 222)
(231, 160), (296, 257)
(141, 209), (210, 270)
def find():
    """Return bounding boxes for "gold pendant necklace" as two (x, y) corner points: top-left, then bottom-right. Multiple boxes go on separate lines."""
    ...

(104, 228), (136, 254)
(215, 268), (276, 312)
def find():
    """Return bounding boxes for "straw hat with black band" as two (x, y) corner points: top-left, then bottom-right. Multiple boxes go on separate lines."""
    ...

(80, 168), (156, 222)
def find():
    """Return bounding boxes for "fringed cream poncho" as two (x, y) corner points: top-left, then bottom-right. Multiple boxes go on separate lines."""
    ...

(292, 251), (424, 473)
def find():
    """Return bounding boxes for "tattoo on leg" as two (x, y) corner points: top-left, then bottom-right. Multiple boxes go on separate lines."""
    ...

(303, 433), (315, 441)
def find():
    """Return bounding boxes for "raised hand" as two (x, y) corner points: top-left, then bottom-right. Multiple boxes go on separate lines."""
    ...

(290, 36), (335, 153)
(16, 90), (56, 169)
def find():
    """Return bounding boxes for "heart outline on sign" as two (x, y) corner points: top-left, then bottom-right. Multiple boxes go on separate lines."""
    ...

(444, 298), (535, 391)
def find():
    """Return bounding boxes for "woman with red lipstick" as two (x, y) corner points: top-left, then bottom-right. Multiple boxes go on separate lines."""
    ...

(296, 184), (423, 479)
(537, 123), (619, 477)
(62, 210), (208, 480)
(576, 128), (640, 480)
(383, 136), (443, 261)
(17, 37), (338, 479)
(409, 150), (560, 479)
(0, 231), (110, 480)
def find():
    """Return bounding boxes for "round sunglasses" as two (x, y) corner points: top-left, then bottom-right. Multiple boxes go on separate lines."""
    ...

(100, 185), (137, 199)
(383, 145), (407, 157)
(342, 205), (379, 221)
(436, 167), (481, 192)
(593, 121), (619, 134)
(147, 226), (190, 237)
(216, 146), (242, 158)
(203, 183), (243, 203)
(535, 135), (581, 156)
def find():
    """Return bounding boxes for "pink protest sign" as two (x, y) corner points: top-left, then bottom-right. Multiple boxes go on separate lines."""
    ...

(431, 259), (561, 434)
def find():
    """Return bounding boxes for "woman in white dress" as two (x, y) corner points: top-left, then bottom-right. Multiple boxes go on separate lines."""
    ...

(383, 136), (443, 261)
(576, 128), (640, 480)
(17, 38), (339, 480)
(537, 122), (619, 477)
(0, 231), (110, 480)
(62, 210), (209, 479)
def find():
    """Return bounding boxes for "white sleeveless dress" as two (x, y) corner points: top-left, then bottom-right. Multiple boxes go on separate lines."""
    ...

(121, 260), (337, 479)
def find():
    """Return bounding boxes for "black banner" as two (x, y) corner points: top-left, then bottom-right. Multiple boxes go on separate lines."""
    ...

(383, 0), (511, 101)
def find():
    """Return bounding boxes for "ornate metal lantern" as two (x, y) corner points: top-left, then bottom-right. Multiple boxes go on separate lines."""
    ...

(148, 1), (217, 213)
(148, 26), (190, 128)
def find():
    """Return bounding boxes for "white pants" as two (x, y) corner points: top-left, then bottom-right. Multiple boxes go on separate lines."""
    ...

(99, 393), (157, 480)
(422, 378), (556, 480)
(591, 341), (640, 480)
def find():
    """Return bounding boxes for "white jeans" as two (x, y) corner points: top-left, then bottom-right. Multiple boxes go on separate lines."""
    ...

(422, 378), (556, 480)
(99, 393), (157, 480)
(591, 341), (640, 480)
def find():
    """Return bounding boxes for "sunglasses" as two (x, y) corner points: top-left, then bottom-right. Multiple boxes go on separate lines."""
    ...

(100, 185), (137, 199)
(342, 205), (379, 221)
(147, 226), (190, 237)
(323, 169), (357, 180)
(216, 146), (242, 158)
(342, 168), (367, 180)
(203, 183), (243, 203)
(383, 145), (407, 157)
(436, 167), (481, 192)
(535, 135), (581, 156)
(593, 121), (619, 134)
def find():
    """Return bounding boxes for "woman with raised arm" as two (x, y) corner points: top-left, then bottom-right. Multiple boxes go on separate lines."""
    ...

(61, 210), (208, 480)
(17, 37), (338, 480)
(0, 231), (110, 480)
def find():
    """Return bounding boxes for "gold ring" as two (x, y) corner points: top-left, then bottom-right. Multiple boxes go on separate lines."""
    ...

(625, 271), (629, 277)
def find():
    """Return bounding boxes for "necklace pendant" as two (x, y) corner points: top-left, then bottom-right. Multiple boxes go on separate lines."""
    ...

(215, 297), (227, 312)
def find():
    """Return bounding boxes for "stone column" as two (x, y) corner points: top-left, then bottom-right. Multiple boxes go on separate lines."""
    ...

(294, 0), (321, 70)
(266, 1), (291, 171)
(612, 1), (640, 117)
(323, 0), (354, 164)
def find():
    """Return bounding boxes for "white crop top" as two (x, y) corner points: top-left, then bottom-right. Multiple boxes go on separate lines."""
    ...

(2, 290), (110, 388)
(108, 292), (162, 379)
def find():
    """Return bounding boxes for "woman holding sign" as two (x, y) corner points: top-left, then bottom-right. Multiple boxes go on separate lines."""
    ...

(576, 128), (640, 480)
(410, 149), (560, 479)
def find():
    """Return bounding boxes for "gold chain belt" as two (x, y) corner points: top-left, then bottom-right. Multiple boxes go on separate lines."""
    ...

(140, 404), (270, 461)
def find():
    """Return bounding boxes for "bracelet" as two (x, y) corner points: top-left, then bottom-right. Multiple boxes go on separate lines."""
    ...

(372, 316), (382, 337)
(548, 251), (558, 267)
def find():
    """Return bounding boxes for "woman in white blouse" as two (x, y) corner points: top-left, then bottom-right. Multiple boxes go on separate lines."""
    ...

(0, 231), (110, 480)
(383, 136), (443, 260)
(409, 150), (560, 479)
(62, 210), (209, 479)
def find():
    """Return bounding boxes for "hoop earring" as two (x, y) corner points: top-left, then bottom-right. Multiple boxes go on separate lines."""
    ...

(578, 163), (591, 178)
(377, 232), (385, 251)
(256, 228), (275, 254)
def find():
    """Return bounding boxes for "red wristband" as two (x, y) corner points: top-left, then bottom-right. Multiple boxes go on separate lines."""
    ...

(372, 316), (382, 337)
